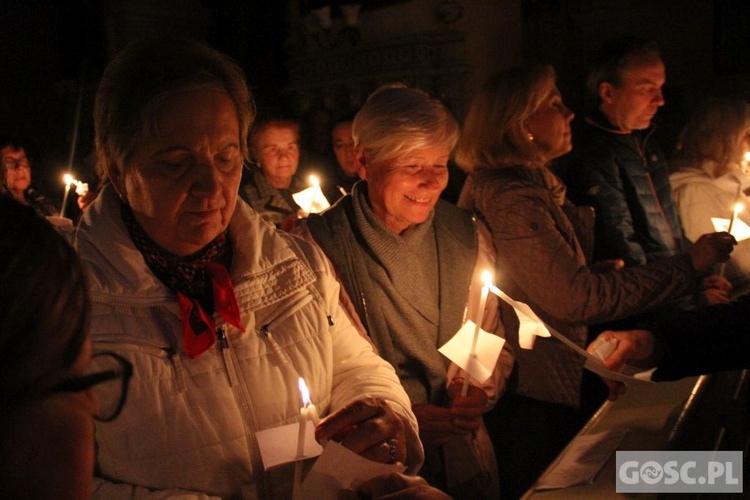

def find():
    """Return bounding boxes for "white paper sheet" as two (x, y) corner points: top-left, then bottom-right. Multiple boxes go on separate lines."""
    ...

(256, 421), (323, 470)
(438, 320), (506, 383)
(535, 428), (628, 490)
(489, 285), (551, 349)
(711, 216), (750, 242)
(292, 185), (331, 215)
(294, 441), (406, 500)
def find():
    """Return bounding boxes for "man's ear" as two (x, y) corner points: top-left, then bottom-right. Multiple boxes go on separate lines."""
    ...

(599, 81), (615, 104)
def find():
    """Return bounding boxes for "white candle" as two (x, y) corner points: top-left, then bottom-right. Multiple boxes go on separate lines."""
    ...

(462, 270), (492, 396)
(59, 173), (74, 218)
(727, 202), (743, 235)
(294, 377), (318, 490)
(719, 201), (743, 277)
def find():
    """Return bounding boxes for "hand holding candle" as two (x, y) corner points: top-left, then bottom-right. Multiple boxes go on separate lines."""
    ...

(718, 201), (743, 277)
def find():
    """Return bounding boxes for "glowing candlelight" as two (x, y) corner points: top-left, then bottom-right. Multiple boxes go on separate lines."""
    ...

(462, 270), (493, 396)
(59, 174), (75, 218)
(294, 377), (320, 489)
(308, 175), (319, 214)
(727, 202), (744, 235)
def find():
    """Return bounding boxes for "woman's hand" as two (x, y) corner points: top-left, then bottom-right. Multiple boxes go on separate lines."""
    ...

(446, 379), (487, 432)
(586, 330), (657, 401)
(316, 397), (408, 465)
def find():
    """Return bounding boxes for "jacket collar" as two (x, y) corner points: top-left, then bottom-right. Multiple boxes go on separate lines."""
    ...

(76, 185), (315, 310)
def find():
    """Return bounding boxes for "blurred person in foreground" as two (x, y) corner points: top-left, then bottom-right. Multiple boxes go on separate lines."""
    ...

(0, 196), (132, 499)
(76, 37), (421, 498)
(455, 64), (735, 498)
(297, 84), (513, 498)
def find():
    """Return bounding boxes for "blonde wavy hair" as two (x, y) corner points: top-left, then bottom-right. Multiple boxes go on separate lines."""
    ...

(672, 97), (750, 178)
(455, 64), (557, 173)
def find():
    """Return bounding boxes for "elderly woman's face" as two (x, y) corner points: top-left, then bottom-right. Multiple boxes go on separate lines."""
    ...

(362, 145), (450, 235)
(254, 124), (299, 189)
(116, 88), (242, 256)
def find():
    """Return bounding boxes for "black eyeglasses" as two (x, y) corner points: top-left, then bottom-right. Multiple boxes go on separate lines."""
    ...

(52, 351), (133, 422)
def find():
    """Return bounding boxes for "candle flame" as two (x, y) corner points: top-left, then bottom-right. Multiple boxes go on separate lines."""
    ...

(734, 202), (744, 215)
(744, 151), (750, 162)
(298, 377), (312, 406)
(63, 173), (74, 185)
(481, 270), (493, 287)
(309, 175), (319, 188)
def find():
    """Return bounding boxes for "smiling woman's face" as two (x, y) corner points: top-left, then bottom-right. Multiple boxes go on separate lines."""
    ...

(362, 145), (450, 235)
(113, 88), (243, 256)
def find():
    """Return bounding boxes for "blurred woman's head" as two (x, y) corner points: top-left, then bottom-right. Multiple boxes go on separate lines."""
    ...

(250, 118), (301, 189)
(456, 64), (573, 172)
(352, 85), (459, 234)
(0, 196), (94, 497)
(1, 136), (32, 200)
(94, 37), (255, 256)
(673, 97), (750, 178)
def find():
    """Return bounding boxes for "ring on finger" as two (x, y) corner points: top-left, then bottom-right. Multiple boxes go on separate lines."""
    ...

(387, 438), (399, 463)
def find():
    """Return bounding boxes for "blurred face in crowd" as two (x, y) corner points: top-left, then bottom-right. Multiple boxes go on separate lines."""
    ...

(332, 121), (358, 177)
(360, 144), (450, 235)
(2, 146), (31, 197)
(599, 55), (666, 131)
(1, 339), (97, 498)
(110, 88), (243, 256)
(254, 124), (300, 189)
(525, 85), (575, 163)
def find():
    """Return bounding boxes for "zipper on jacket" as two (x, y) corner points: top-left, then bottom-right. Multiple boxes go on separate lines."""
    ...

(162, 346), (188, 393)
(217, 326), (239, 386)
(260, 325), (294, 368)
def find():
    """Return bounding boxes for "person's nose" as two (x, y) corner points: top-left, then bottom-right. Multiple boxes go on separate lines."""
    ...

(419, 167), (441, 189)
(652, 89), (665, 107)
(564, 105), (575, 122)
(191, 160), (222, 198)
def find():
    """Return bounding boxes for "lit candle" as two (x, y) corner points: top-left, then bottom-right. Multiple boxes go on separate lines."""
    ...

(727, 202), (744, 235)
(294, 377), (319, 489)
(719, 202), (743, 277)
(59, 173), (74, 218)
(462, 270), (492, 396)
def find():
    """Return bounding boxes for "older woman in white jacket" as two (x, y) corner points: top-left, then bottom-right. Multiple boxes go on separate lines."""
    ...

(76, 37), (420, 499)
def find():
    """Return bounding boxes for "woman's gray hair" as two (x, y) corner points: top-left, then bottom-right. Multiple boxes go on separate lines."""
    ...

(352, 84), (459, 165)
(94, 37), (255, 183)
(672, 97), (750, 178)
(455, 64), (557, 172)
